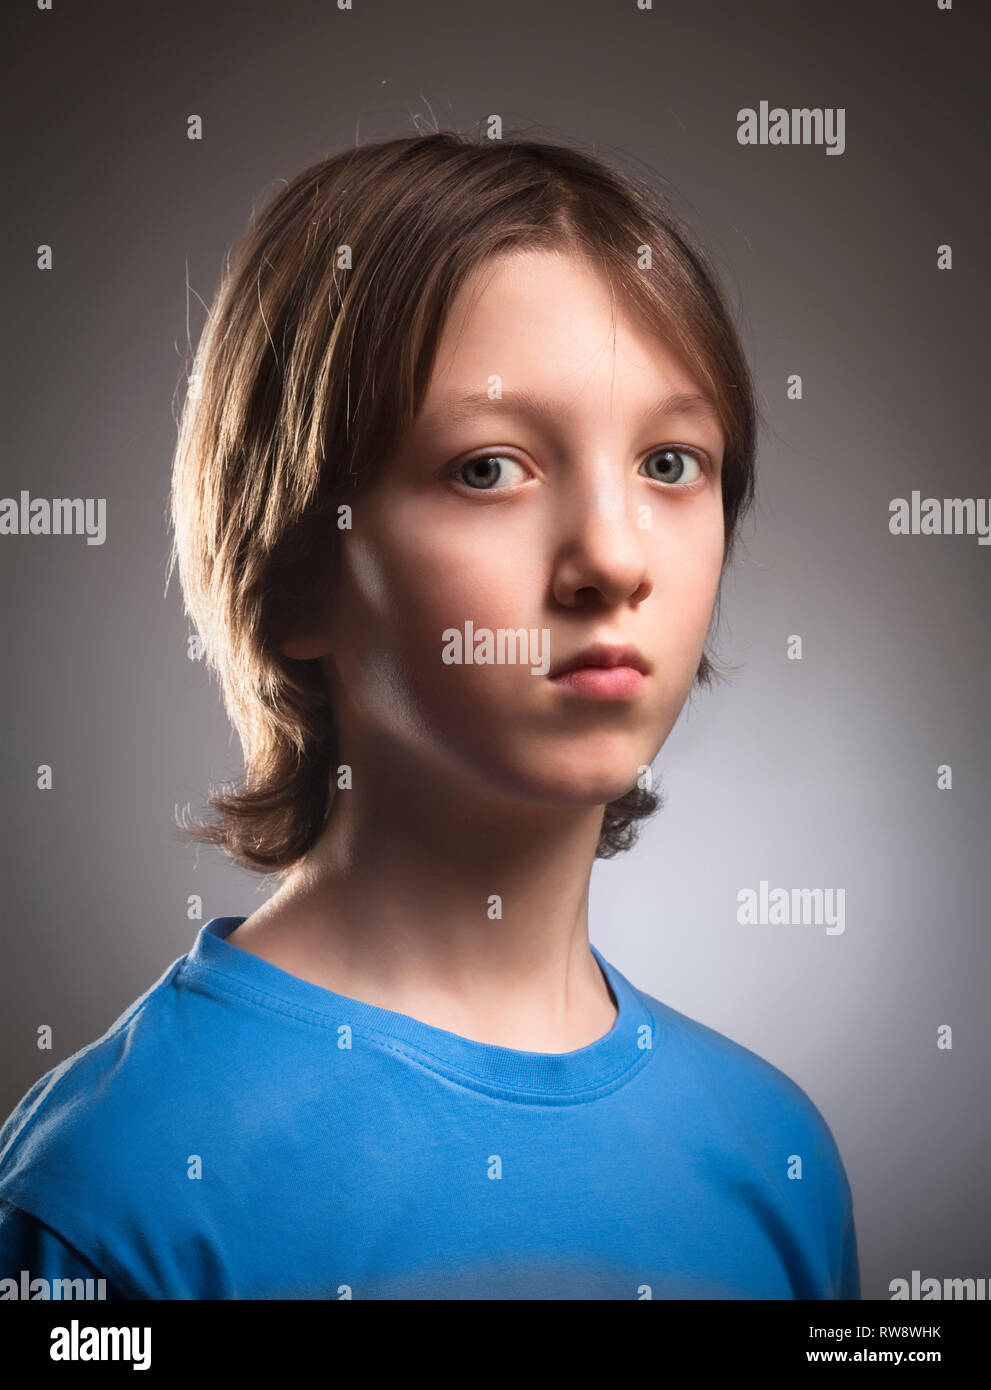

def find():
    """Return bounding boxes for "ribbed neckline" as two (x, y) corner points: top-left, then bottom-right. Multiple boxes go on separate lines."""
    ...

(180, 917), (657, 1103)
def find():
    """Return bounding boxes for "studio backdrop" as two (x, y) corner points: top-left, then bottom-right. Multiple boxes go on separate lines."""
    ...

(1, 0), (988, 1304)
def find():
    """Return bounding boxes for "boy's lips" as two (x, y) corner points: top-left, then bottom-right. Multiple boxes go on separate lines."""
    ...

(548, 643), (651, 699)
(548, 643), (652, 679)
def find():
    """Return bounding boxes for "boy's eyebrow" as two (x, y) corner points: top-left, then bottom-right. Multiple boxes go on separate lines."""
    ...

(416, 387), (722, 431)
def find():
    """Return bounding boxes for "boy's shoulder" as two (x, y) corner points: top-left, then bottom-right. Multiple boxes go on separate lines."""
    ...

(1, 950), (179, 1167)
(0, 938), (225, 1293)
(0, 917), (351, 1234)
(628, 975), (852, 1197)
(0, 947), (210, 1230)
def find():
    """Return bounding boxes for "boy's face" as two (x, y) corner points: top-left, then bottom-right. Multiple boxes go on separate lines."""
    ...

(288, 248), (727, 812)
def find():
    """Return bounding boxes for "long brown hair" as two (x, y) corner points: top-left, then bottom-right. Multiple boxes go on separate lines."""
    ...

(168, 129), (757, 874)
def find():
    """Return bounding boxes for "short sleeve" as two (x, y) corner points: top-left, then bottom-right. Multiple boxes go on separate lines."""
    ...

(0, 1198), (126, 1299)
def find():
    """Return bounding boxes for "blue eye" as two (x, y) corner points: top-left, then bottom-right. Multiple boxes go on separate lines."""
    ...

(639, 448), (703, 485)
(455, 454), (529, 490)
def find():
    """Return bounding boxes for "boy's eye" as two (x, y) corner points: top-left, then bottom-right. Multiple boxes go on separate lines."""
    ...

(455, 454), (529, 490)
(451, 446), (706, 492)
(639, 448), (703, 486)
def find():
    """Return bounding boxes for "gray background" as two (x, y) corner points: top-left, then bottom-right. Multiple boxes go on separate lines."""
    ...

(1, 0), (988, 1301)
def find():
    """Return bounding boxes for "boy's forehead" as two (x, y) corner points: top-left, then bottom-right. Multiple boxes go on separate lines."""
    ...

(438, 247), (612, 342)
(418, 252), (710, 426)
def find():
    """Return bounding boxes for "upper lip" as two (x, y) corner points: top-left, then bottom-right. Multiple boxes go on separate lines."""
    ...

(549, 643), (652, 679)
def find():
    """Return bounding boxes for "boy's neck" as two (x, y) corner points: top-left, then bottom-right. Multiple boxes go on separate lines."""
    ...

(229, 828), (617, 1045)
(226, 792), (617, 1052)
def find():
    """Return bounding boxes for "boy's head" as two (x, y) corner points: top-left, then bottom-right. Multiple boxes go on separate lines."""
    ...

(169, 130), (757, 874)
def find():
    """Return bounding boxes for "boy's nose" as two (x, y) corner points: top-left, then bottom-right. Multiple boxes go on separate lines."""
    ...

(550, 478), (653, 608)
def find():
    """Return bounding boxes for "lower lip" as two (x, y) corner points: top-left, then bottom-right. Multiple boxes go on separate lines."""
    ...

(549, 666), (646, 698)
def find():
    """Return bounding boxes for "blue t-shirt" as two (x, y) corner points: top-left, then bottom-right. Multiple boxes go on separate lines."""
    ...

(0, 917), (859, 1300)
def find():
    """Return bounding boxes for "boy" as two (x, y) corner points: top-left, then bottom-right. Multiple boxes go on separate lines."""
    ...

(0, 131), (859, 1299)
